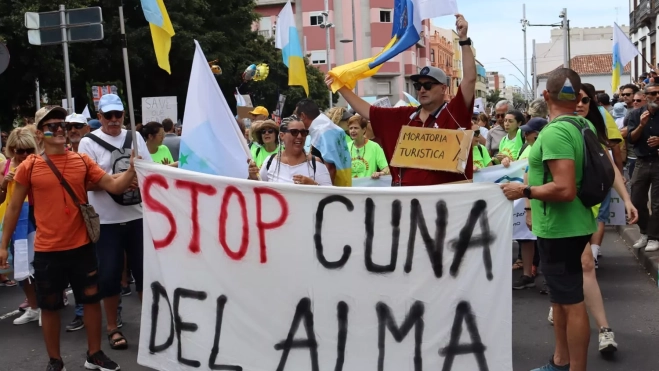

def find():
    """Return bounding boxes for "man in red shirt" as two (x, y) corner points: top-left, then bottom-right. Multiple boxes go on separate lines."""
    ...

(326, 14), (476, 186)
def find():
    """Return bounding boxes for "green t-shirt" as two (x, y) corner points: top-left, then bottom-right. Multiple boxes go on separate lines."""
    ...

(349, 140), (388, 178)
(498, 129), (524, 160)
(151, 145), (174, 164)
(527, 116), (597, 239)
(251, 144), (280, 168)
(518, 144), (532, 160)
(472, 144), (491, 169)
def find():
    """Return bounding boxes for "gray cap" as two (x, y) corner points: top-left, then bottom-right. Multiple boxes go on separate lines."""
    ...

(411, 66), (449, 85)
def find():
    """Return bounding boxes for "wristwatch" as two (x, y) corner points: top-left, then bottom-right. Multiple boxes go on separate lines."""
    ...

(523, 186), (533, 199)
(459, 38), (472, 46)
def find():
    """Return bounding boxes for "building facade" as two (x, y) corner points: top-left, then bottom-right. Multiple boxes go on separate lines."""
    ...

(629, 0), (659, 82)
(255, 0), (434, 101)
(537, 54), (630, 96)
(486, 71), (506, 92)
(429, 29), (454, 100)
(476, 59), (487, 98)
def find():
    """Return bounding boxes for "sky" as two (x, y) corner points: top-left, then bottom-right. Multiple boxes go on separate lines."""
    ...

(431, 0), (628, 93)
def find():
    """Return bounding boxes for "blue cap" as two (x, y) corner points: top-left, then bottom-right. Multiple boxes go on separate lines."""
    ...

(98, 94), (124, 112)
(89, 119), (101, 130)
(520, 117), (548, 133)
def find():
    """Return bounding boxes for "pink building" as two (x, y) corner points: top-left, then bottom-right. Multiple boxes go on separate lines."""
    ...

(255, 0), (432, 101)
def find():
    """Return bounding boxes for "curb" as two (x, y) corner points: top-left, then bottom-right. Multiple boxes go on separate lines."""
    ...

(615, 224), (659, 286)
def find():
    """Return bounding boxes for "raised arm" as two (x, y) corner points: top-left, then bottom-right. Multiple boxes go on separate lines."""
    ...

(456, 14), (476, 108)
(328, 77), (372, 119)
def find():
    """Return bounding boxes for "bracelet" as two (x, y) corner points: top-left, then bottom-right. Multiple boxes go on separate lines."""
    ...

(524, 207), (531, 211)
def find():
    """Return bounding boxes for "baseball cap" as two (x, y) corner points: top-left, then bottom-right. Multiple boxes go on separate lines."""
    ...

(612, 102), (627, 119)
(98, 94), (124, 112)
(520, 117), (548, 133)
(472, 108), (480, 115)
(411, 66), (449, 85)
(249, 106), (269, 116)
(88, 119), (102, 130)
(65, 113), (87, 125)
(35, 105), (68, 127)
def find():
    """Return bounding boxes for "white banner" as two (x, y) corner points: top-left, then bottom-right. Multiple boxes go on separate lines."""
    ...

(474, 161), (535, 240)
(136, 161), (513, 371)
(352, 175), (392, 187)
(607, 189), (626, 225)
(142, 96), (178, 123)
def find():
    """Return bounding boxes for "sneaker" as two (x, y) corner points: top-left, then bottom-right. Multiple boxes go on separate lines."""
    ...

(594, 257), (599, 269)
(548, 307), (554, 325)
(645, 240), (659, 252)
(13, 307), (40, 325)
(530, 358), (570, 371)
(121, 285), (131, 297)
(116, 312), (123, 329)
(46, 358), (66, 371)
(513, 275), (536, 290)
(66, 315), (85, 332)
(598, 327), (618, 353)
(63, 292), (69, 307)
(539, 280), (549, 295)
(84, 350), (120, 371)
(633, 234), (648, 249)
(18, 297), (29, 311)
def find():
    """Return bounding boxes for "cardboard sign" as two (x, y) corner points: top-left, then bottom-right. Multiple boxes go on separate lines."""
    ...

(390, 127), (473, 173)
(142, 96), (177, 123)
(135, 161), (513, 371)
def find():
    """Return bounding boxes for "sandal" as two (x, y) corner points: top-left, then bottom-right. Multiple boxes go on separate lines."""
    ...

(512, 259), (523, 270)
(107, 328), (128, 350)
(0, 279), (17, 287)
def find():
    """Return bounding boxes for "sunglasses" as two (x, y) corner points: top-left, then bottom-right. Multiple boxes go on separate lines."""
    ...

(283, 128), (310, 137)
(621, 93), (633, 97)
(40, 121), (66, 132)
(261, 129), (275, 134)
(495, 113), (506, 118)
(66, 123), (86, 130)
(413, 81), (441, 91)
(647, 91), (659, 96)
(634, 99), (644, 103)
(473, 131), (480, 137)
(102, 111), (123, 120)
(580, 96), (591, 104)
(13, 148), (35, 155)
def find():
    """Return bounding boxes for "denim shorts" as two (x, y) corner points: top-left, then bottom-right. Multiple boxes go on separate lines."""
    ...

(596, 191), (612, 224)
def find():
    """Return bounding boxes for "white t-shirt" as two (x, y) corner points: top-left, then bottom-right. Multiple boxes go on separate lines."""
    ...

(78, 129), (153, 224)
(259, 155), (332, 185)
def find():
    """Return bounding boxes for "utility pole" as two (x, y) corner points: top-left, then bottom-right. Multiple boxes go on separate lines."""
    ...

(322, 0), (333, 108)
(522, 4), (529, 101)
(351, 0), (358, 95)
(59, 5), (73, 114)
(532, 39), (536, 98)
(561, 8), (569, 68)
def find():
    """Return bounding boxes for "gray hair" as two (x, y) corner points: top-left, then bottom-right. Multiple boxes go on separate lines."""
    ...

(644, 83), (659, 93)
(527, 98), (548, 118)
(495, 100), (513, 110)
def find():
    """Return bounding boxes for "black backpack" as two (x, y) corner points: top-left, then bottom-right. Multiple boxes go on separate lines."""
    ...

(543, 117), (614, 208)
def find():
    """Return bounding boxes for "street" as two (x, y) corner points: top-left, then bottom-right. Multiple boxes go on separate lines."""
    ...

(0, 229), (657, 371)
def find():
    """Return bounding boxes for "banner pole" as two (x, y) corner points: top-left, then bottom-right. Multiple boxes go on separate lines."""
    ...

(119, 5), (138, 157)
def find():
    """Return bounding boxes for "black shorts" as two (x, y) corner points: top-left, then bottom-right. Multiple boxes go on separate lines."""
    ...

(537, 235), (591, 305)
(33, 243), (100, 311)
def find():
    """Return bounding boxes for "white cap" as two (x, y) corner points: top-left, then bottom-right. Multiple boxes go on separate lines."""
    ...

(65, 113), (88, 125)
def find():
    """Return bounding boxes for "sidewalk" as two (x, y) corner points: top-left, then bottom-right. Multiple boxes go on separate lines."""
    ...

(615, 224), (659, 286)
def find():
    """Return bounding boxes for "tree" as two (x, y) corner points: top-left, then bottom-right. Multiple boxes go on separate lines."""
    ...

(485, 90), (501, 105)
(512, 93), (526, 110)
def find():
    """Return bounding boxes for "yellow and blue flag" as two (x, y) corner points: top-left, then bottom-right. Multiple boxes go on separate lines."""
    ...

(309, 114), (352, 187)
(612, 23), (638, 93)
(329, 0), (421, 92)
(141, 0), (175, 74)
(275, 0), (309, 96)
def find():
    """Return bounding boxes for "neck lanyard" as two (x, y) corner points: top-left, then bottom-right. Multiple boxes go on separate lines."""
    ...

(351, 140), (366, 159)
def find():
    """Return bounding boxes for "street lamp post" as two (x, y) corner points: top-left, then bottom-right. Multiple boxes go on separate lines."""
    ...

(500, 57), (532, 99)
(320, 1), (334, 108)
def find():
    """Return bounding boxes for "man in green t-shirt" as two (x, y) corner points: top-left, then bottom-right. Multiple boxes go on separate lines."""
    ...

(500, 68), (593, 371)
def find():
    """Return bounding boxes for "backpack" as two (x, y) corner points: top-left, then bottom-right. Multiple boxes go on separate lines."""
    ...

(265, 154), (317, 177)
(543, 117), (614, 208)
(85, 133), (142, 206)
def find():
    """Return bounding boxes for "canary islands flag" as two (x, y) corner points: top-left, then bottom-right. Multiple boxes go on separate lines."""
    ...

(275, 0), (309, 96)
(612, 22), (638, 94)
(141, 0), (175, 74)
(309, 114), (352, 187)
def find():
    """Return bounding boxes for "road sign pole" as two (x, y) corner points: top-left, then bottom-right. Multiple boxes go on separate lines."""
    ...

(36, 79), (41, 110)
(59, 4), (73, 114)
(119, 6), (138, 157)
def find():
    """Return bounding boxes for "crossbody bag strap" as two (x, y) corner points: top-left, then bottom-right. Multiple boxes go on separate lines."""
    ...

(41, 154), (81, 206)
(84, 133), (119, 153)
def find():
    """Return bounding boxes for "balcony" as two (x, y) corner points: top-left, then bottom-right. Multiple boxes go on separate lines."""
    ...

(638, 0), (652, 25)
(630, 10), (637, 33)
(255, 0), (292, 5)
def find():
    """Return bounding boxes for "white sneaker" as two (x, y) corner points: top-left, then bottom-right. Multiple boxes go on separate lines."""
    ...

(548, 307), (553, 325)
(13, 308), (40, 325)
(645, 240), (659, 252)
(633, 234), (648, 249)
(599, 328), (618, 353)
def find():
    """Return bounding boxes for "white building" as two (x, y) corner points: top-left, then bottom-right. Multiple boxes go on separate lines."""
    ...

(629, 0), (658, 82)
(501, 85), (522, 101)
(536, 54), (630, 96)
(486, 71), (506, 92)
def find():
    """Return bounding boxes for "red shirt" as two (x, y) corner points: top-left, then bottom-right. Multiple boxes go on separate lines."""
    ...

(369, 86), (474, 186)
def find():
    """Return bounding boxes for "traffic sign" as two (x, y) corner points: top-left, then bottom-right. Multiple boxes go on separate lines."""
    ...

(0, 44), (9, 75)
(25, 7), (103, 30)
(27, 24), (104, 45)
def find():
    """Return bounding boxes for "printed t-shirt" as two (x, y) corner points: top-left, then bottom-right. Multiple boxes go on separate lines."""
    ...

(349, 140), (388, 178)
(527, 116), (598, 239)
(472, 144), (491, 169)
(368, 85), (474, 186)
(14, 152), (106, 252)
(77, 129), (153, 224)
(250, 144), (280, 168)
(518, 144), (532, 160)
(498, 129), (523, 160)
(150, 145), (174, 164)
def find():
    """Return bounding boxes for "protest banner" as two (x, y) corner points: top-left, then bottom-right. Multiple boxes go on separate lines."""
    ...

(142, 96), (178, 123)
(372, 97), (392, 108)
(352, 175), (392, 187)
(136, 161), (513, 371)
(390, 127), (473, 174)
(607, 189), (626, 225)
(474, 161), (534, 240)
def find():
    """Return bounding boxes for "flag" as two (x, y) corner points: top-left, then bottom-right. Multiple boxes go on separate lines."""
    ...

(179, 41), (251, 178)
(612, 22), (639, 93)
(309, 114), (352, 187)
(275, 0), (309, 96)
(328, 0), (423, 92)
(403, 91), (420, 106)
(141, 0), (176, 74)
(82, 105), (91, 119)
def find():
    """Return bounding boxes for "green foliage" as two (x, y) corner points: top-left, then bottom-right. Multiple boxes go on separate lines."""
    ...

(512, 92), (526, 109)
(0, 0), (335, 130)
(485, 89), (501, 105)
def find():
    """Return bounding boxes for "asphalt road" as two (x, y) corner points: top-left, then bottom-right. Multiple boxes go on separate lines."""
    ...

(0, 230), (657, 371)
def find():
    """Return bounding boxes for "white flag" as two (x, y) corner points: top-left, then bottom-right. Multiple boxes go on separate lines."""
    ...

(613, 22), (639, 67)
(82, 105), (92, 119)
(417, 0), (459, 19)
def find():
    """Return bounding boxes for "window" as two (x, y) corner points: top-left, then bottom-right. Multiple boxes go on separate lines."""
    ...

(310, 15), (323, 26)
(380, 10), (391, 23)
(430, 49), (435, 63)
(309, 50), (327, 65)
(376, 81), (391, 95)
(258, 17), (272, 38)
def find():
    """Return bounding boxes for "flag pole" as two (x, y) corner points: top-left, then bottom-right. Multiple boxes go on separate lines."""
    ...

(119, 4), (138, 157)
